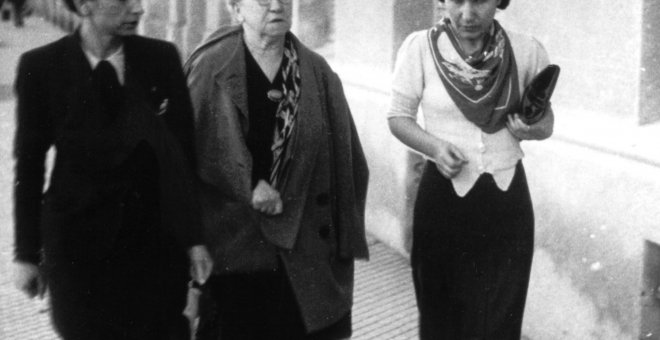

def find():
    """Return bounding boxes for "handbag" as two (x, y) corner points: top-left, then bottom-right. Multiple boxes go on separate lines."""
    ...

(519, 64), (560, 124)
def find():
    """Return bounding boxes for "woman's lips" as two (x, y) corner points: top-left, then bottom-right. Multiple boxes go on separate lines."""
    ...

(462, 25), (481, 32)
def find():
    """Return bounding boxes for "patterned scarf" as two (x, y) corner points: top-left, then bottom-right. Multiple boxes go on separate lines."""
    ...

(428, 18), (519, 134)
(269, 35), (301, 187)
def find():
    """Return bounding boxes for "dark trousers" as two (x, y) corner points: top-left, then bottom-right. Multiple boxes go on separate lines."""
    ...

(197, 268), (352, 340)
(411, 162), (534, 340)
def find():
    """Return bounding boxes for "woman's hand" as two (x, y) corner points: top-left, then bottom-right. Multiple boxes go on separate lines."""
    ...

(506, 112), (554, 140)
(389, 116), (466, 178)
(433, 140), (467, 179)
(251, 179), (283, 215)
(14, 261), (46, 299)
(188, 245), (213, 285)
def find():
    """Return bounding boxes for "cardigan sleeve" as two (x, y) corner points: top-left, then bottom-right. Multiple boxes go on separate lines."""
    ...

(13, 52), (53, 265)
(388, 31), (427, 120)
(517, 34), (551, 88)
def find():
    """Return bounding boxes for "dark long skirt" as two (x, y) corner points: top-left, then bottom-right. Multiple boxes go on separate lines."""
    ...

(411, 161), (534, 340)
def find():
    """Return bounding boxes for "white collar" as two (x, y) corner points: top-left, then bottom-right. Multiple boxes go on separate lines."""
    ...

(83, 45), (125, 85)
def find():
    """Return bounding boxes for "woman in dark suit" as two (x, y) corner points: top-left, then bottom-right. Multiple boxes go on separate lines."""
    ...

(185, 0), (369, 339)
(12, 0), (212, 339)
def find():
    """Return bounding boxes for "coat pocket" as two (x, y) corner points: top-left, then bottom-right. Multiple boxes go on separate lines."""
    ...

(198, 185), (278, 273)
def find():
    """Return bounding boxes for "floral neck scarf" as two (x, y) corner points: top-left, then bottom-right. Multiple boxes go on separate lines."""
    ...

(269, 35), (301, 188)
(428, 18), (519, 134)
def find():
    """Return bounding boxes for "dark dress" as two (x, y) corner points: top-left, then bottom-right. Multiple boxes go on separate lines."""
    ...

(411, 162), (534, 339)
(13, 32), (202, 340)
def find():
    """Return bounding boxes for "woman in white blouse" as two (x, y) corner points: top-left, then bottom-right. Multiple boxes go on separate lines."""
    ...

(388, 0), (553, 339)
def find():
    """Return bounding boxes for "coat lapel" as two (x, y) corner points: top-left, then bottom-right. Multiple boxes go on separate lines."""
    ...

(215, 35), (249, 121)
(259, 40), (323, 250)
(284, 42), (323, 191)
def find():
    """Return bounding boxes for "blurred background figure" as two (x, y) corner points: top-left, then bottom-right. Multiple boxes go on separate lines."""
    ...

(1, 0), (28, 27)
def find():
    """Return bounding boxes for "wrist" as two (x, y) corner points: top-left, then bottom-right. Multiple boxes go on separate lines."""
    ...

(430, 139), (448, 158)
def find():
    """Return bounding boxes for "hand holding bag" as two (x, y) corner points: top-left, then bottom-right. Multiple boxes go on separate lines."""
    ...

(520, 64), (560, 125)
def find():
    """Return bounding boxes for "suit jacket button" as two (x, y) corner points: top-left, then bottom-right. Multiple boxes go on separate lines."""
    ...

(319, 224), (331, 239)
(316, 193), (330, 206)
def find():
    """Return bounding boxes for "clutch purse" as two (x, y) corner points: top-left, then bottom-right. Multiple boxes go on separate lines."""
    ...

(520, 64), (560, 125)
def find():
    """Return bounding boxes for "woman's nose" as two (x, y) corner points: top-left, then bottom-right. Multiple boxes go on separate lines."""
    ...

(460, 3), (477, 22)
(131, 0), (145, 15)
(268, 0), (285, 11)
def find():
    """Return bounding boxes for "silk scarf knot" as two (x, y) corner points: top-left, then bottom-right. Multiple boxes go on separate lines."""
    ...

(428, 18), (519, 134)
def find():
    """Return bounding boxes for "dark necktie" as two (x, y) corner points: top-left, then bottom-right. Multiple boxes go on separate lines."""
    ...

(92, 60), (122, 121)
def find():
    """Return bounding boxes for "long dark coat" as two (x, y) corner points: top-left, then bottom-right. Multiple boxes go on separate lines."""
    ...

(184, 26), (369, 333)
(13, 32), (202, 339)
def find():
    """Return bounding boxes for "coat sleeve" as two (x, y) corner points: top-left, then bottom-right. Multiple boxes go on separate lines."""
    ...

(324, 69), (370, 260)
(160, 43), (204, 248)
(162, 43), (197, 171)
(184, 45), (254, 204)
(13, 52), (53, 265)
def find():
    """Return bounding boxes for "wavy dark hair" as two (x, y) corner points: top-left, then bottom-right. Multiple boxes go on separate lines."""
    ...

(439, 0), (510, 10)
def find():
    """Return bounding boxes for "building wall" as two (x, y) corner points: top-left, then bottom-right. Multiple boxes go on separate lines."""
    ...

(500, 1), (643, 120)
(29, 0), (660, 338)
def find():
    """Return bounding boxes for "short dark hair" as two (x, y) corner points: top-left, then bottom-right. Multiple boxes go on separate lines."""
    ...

(439, 0), (510, 10)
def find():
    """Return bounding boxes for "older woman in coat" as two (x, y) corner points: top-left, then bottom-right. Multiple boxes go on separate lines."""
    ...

(184, 0), (369, 339)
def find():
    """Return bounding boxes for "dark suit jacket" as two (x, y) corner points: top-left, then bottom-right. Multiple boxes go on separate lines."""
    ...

(13, 32), (202, 266)
(185, 26), (369, 332)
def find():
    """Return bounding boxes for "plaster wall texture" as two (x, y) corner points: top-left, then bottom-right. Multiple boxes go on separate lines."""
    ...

(334, 0), (394, 75)
(520, 140), (660, 339)
(640, 0), (660, 124)
(499, 1), (642, 120)
(141, 0), (169, 40)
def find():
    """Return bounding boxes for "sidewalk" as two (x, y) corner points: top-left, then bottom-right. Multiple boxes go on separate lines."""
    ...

(1, 238), (418, 340)
(0, 16), (419, 340)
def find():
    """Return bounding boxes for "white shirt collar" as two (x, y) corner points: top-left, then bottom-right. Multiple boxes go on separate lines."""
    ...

(83, 45), (126, 85)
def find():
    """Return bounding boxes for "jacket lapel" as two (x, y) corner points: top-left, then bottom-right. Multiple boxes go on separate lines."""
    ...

(215, 34), (249, 121)
(122, 36), (149, 96)
(62, 33), (95, 125)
